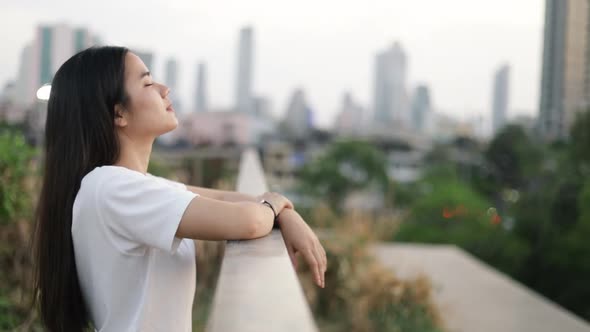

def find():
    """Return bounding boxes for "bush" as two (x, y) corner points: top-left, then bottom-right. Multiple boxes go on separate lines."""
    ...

(0, 128), (40, 330)
(297, 208), (444, 332)
(395, 170), (529, 276)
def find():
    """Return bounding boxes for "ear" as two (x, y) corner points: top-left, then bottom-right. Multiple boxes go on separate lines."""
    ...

(114, 104), (128, 128)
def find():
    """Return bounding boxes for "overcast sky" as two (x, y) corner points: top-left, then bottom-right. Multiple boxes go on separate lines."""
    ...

(0, 0), (544, 127)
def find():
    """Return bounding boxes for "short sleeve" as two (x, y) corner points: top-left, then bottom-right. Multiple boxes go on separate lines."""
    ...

(96, 171), (198, 254)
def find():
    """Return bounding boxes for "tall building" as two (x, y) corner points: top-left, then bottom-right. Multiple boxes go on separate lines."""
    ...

(14, 24), (100, 106)
(411, 85), (432, 134)
(492, 65), (510, 134)
(235, 26), (254, 114)
(164, 58), (178, 91)
(164, 58), (182, 114)
(538, 0), (590, 140)
(334, 92), (364, 136)
(373, 42), (409, 129)
(195, 62), (208, 112)
(283, 89), (313, 139)
(14, 44), (34, 107)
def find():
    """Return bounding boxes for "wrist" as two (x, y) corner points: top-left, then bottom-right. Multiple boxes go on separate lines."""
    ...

(259, 199), (277, 218)
(259, 199), (280, 228)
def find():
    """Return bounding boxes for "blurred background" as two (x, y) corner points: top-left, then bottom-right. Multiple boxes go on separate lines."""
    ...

(1, 0), (590, 331)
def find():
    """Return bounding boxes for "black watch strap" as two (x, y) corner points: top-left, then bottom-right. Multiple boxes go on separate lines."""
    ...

(260, 199), (280, 228)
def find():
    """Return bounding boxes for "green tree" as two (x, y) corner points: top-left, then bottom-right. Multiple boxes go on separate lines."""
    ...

(521, 178), (590, 321)
(504, 112), (590, 321)
(569, 109), (590, 173)
(553, 179), (590, 319)
(396, 167), (529, 275)
(485, 124), (542, 191)
(297, 140), (389, 211)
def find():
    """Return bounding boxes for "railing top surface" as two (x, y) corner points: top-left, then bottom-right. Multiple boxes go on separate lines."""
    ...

(206, 149), (318, 332)
(373, 243), (590, 332)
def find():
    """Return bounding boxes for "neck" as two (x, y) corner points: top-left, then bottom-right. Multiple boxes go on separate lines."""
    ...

(113, 134), (154, 175)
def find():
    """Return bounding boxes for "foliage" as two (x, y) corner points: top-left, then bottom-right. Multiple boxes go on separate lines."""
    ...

(0, 127), (40, 330)
(298, 208), (444, 332)
(390, 113), (590, 321)
(0, 129), (37, 224)
(395, 166), (530, 275)
(569, 110), (590, 173)
(191, 240), (224, 332)
(484, 124), (542, 190)
(297, 140), (390, 211)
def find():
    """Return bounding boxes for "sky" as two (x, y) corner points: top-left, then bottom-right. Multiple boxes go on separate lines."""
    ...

(0, 0), (544, 128)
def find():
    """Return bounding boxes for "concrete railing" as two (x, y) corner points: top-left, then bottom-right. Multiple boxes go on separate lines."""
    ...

(206, 149), (318, 332)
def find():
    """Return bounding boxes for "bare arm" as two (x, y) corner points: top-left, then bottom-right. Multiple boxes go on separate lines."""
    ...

(153, 177), (294, 240)
(176, 196), (276, 241)
(175, 187), (293, 241)
(181, 182), (326, 288)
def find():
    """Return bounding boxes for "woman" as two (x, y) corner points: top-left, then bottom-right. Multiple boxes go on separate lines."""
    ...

(32, 46), (327, 332)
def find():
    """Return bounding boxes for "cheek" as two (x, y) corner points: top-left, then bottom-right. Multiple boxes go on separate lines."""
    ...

(133, 89), (152, 107)
(128, 89), (161, 113)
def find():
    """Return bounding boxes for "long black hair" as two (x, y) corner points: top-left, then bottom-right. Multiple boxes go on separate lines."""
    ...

(32, 46), (129, 331)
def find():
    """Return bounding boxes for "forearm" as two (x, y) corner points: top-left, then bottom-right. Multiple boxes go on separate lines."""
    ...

(186, 185), (259, 202)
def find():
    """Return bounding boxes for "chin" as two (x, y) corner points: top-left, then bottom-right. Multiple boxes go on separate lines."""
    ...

(159, 119), (179, 135)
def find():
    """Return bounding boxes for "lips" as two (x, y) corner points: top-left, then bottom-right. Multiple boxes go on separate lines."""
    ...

(166, 104), (174, 112)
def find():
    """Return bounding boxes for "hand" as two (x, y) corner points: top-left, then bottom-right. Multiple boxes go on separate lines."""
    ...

(257, 192), (294, 215)
(278, 209), (327, 288)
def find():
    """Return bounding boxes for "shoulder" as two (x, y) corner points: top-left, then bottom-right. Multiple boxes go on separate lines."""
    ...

(83, 165), (142, 182)
(82, 165), (152, 199)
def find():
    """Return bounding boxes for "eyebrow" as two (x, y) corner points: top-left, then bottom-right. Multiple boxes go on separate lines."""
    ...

(139, 71), (151, 79)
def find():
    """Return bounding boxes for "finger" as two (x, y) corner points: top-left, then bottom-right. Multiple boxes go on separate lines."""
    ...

(273, 192), (293, 209)
(313, 244), (326, 288)
(287, 245), (298, 270)
(280, 195), (293, 210)
(319, 244), (327, 272)
(284, 197), (294, 209)
(301, 248), (322, 288)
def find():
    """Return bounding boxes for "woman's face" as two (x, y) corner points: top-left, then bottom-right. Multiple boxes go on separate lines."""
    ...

(115, 52), (178, 139)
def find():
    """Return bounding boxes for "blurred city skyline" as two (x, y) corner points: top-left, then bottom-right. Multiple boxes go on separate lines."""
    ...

(1, 0), (543, 128)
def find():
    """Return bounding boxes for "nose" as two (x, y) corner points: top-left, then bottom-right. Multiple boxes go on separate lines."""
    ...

(159, 83), (170, 98)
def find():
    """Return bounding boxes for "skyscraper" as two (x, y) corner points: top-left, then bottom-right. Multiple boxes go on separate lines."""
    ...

(235, 26), (254, 114)
(373, 42), (409, 129)
(195, 62), (208, 113)
(334, 92), (364, 136)
(492, 65), (510, 134)
(164, 58), (178, 91)
(14, 24), (100, 106)
(283, 89), (313, 139)
(15, 44), (34, 107)
(164, 58), (182, 114)
(411, 85), (432, 134)
(539, 0), (590, 140)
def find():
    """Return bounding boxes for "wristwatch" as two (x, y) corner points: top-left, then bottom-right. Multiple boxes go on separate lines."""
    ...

(259, 199), (280, 228)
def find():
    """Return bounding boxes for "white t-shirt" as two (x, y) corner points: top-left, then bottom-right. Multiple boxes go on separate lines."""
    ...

(71, 165), (199, 332)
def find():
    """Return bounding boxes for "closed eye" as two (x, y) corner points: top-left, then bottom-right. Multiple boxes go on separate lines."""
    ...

(145, 83), (154, 87)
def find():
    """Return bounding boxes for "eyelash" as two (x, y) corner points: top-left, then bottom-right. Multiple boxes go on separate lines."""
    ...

(145, 83), (154, 87)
